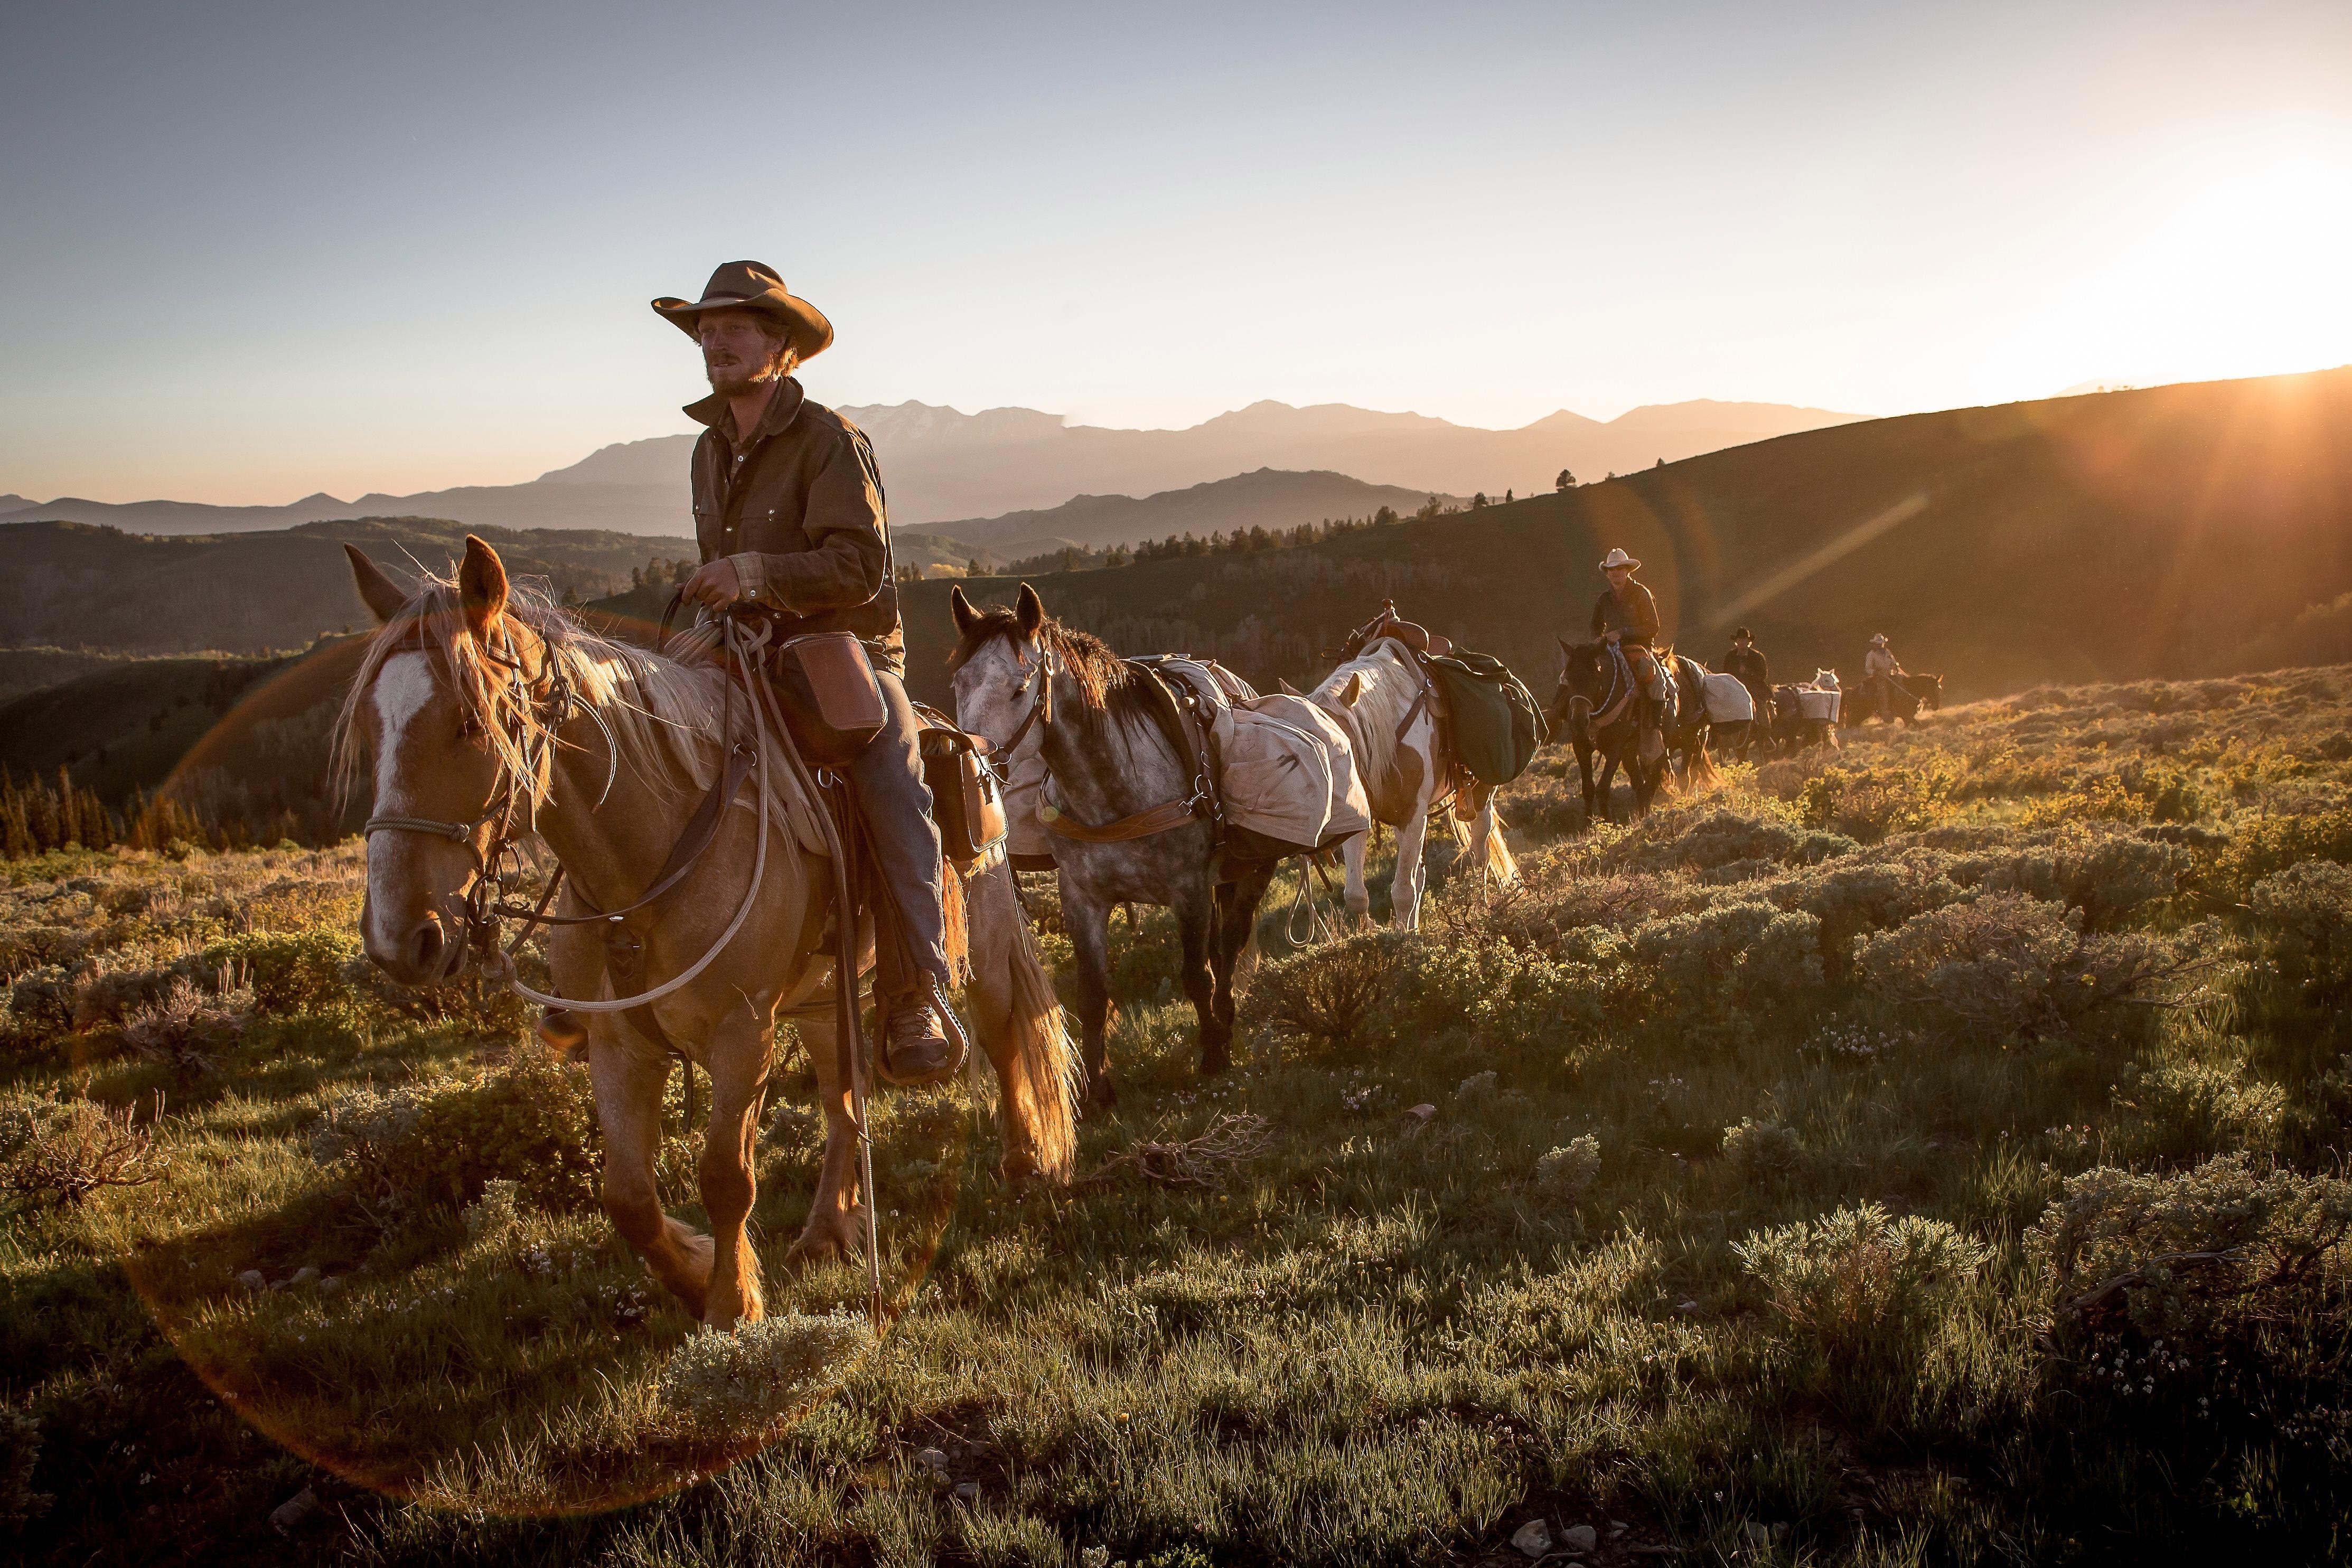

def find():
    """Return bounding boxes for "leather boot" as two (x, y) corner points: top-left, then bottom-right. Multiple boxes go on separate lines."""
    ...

(879, 993), (958, 1087)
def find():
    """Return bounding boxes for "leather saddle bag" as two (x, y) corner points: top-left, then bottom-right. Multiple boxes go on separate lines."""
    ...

(916, 724), (1009, 862)
(768, 632), (887, 768)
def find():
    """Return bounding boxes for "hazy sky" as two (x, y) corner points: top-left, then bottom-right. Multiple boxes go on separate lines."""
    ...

(5, 0), (2349, 505)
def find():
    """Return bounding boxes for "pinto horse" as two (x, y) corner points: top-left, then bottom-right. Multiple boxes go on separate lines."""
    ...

(1550, 637), (1666, 822)
(339, 539), (1074, 1331)
(949, 583), (1278, 1110)
(1305, 634), (1515, 930)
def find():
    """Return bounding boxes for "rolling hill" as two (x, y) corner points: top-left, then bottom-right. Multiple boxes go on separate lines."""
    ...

(0, 397), (1857, 534)
(0, 517), (689, 656)
(892, 469), (1465, 570)
(883, 368), (2352, 709)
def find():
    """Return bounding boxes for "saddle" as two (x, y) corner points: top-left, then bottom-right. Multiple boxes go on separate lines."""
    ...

(1326, 598), (1454, 662)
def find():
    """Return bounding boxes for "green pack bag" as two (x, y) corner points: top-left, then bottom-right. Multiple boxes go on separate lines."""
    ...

(1426, 650), (1548, 787)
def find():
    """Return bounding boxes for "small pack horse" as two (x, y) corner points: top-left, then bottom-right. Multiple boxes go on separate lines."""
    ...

(341, 539), (1074, 1332)
(949, 584), (1278, 1110)
(1306, 620), (1516, 930)
(1550, 638), (1674, 822)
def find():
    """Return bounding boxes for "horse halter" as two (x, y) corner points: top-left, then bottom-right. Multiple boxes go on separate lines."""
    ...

(977, 637), (1057, 785)
(362, 624), (603, 974)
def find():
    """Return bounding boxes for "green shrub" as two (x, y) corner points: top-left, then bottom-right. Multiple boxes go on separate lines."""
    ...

(2119, 1057), (2287, 1158)
(1533, 1135), (1601, 1200)
(1776, 853), (1967, 974)
(1610, 808), (1853, 875)
(309, 1051), (602, 1219)
(119, 972), (254, 1079)
(657, 1311), (872, 1432)
(1722, 1116), (1805, 1181)
(1242, 932), (1404, 1057)
(1629, 899), (1822, 1011)
(4, 966), (76, 1046)
(2250, 860), (2352, 998)
(199, 927), (359, 1015)
(1854, 892), (2207, 1040)
(0, 1096), (166, 1210)
(1968, 829), (2191, 928)
(2031, 1155), (2352, 1341)
(2207, 808), (2352, 903)
(1736, 1203), (1989, 1369)
(1797, 763), (1958, 842)
(1393, 937), (1615, 1052)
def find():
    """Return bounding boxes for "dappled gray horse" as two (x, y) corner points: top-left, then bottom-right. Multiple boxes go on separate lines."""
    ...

(948, 584), (1277, 1111)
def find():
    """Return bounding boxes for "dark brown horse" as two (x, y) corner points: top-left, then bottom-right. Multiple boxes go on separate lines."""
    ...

(1550, 638), (1666, 822)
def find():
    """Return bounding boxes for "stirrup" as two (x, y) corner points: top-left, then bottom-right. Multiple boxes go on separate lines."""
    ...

(874, 975), (971, 1087)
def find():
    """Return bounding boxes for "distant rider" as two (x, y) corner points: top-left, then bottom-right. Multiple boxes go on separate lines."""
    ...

(1721, 625), (1770, 715)
(1864, 632), (1907, 722)
(1590, 547), (1670, 759)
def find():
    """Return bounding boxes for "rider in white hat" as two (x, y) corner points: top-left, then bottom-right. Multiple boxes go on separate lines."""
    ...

(1591, 548), (1671, 759)
(1864, 632), (1907, 722)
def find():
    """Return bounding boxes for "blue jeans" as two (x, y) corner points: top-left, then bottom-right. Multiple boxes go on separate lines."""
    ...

(849, 669), (949, 999)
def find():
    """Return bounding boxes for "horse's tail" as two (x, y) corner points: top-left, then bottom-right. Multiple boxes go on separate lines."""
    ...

(940, 853), (971, 987)
(998, 913), (1079, 1184)
(1482, 800), (1518, 886)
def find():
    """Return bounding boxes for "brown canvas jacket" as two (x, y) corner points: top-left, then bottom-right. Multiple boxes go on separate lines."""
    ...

(688, 376), (903, 672)
(1590, 581), (1661, 646)
(1722, 644), (1770, 692)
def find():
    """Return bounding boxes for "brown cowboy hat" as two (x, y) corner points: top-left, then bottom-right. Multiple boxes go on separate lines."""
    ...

(652, 260), (834, 361)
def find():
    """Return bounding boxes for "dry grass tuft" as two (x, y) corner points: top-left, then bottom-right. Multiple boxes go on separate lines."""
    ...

(1081, 1112), (1276, 1189)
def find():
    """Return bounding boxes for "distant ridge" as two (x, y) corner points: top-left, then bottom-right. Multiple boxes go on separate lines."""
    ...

(0, 396), (1861, 536)
(893, 468), (1465, 569)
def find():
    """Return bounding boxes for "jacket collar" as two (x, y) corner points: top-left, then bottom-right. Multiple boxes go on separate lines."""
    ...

(683, 375), (808, 442)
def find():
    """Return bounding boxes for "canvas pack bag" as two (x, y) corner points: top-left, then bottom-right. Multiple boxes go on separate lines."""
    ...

(1210, 693), (1372, 858)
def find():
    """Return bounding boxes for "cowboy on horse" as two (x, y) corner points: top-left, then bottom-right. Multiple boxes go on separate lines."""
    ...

(1590, 547), (1671, 758)
(1864, 632), (1907, 723)
(544, 260), (957, 1086)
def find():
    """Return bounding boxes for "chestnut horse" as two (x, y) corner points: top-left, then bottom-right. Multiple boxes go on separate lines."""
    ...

(338, 538), (1073, 1331)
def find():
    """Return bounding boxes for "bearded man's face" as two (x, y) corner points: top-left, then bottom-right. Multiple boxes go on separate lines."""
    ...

(698, 309), (791, 396)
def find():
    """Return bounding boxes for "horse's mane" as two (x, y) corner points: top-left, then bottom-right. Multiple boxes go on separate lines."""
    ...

(948, 606), (1158, 740)
(333, 571), (728, 811)
(1311, 636), (1421, 787)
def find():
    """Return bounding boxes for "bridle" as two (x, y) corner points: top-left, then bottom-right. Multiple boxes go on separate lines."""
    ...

(970, 631), (1218, 843)
(361, 622), (613, 975)
(980, 636), (1055, 785)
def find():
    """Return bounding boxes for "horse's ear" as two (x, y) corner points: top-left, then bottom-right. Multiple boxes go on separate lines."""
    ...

(1341, 671), (1366, 707)
(1557, 635), (1572, 654)
(1015, 582), (1044, 639)
(950, 584), (979, 637)
(345, 543), (409, 625)
(1277, 678), (1301, 696)
(458, 535), (510, 638)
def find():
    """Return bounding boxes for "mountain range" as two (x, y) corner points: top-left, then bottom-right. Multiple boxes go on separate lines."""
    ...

(0, 397), (1860, 537)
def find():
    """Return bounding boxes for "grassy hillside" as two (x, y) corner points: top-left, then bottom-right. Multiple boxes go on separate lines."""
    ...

(0, 518), (690, 655)
(892, 368), (2352, 708)
(4, 665), (2350, 1563)
(0, 639), (369, 844)
(0, 647), (153, 704)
